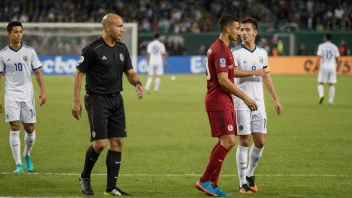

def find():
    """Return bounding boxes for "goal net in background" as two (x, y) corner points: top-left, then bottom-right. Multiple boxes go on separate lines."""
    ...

(0, 23), (138, 75)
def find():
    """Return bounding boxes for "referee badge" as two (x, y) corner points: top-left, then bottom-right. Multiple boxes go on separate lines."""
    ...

(119, 53), (124, 61)
(23, 55), (28, 62)
(259, 56), (263, 64)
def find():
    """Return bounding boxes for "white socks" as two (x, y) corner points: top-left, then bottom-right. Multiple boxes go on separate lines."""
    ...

(154, 77), (161, 92)
(318, 84), (324, 98)
(145, 77), (153, 91)
(10, 131), (21, 165)
(236, 145), (249, 186)
(247, 144), (264, 177)
(329, 86), (335, 104)
(23, 131), (36, 156)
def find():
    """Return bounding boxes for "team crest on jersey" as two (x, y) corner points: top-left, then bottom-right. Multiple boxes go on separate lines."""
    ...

(228, 124), (234, 131)
(220, 58), (226, 67)
(259, 56), (263, 64)
(119, 53), (124, 61)
(78, 56), (84, 64)
(23, 55), (28, 62)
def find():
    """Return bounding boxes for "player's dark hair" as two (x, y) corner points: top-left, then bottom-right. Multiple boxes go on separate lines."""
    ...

(7, 21), (23, 33)
(154, 33), (160, 39)
(218, 14), (239, 31)
(241, 17), (258, 30)
(325, 33), (332, 41)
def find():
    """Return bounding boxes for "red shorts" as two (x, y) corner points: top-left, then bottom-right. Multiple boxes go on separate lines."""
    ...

(207, 110), (237, 137)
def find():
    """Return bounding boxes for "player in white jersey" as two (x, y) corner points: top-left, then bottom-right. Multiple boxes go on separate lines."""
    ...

(316, 33), (340, 105)
(145, 33), (168, 93)
(0, 22), (47, 173)
(231, 18), (282, 193)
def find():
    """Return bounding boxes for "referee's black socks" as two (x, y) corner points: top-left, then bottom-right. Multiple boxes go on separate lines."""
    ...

(106, 150), (122, 192)
(81, 144), (101, 179)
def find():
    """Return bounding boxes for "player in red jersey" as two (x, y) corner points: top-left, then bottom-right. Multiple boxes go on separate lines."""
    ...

(195, 15), (258, 197)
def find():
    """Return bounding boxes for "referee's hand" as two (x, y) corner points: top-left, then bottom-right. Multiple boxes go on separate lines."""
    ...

(136, 84), (144, 99)
(72, 102), (82, 120)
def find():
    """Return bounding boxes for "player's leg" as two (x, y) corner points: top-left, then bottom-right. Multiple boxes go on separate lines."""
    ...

(79, 94), (110, 196)
(145, 65), (155, 93)
(154, 64), (164, 92)
(21, 101), (37, 172)
(235, 110), (253, 194)
(104, 93), (131, 196)
(5, 101), (23, 173)
(317, 70), (327, 104)
(246, 111), (267, 192)
(328, 70), (337, 105)
(196, 111), (235, 196)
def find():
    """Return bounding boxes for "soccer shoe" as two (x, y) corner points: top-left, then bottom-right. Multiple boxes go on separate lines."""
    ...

(103, 187), (131, 196)
(79, 176), (94, 195)
(213, 186), (230, 197)
(246, 176), (258, 192)
(13, 164), (23, 173)
(239, 184), (254, 194)
(319, 96), (324, 104)
(195, 181), (218, 197)
(23, 155), (33, 172)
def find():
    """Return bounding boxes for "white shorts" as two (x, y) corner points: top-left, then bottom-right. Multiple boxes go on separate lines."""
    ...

(148, 63), (164, 76)
(318, 68), (337, 84)
(235, 110), (267, 135)
(5, 101), (37, 123)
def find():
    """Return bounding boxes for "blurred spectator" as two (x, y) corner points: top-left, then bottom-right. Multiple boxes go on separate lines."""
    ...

(297, 44), (307, 55)
(338, 40), (348, 56)
(198, 45), (207, 55)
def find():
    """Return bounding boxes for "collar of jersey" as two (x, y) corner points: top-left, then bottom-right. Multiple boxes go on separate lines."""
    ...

(241, 43), (256, 53)
(8, 42), (23, 52)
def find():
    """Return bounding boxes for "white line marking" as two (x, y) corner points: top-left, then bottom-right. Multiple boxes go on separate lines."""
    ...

(0, 172), (348, 177)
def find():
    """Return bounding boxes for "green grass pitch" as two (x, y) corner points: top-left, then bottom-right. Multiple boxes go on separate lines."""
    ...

(0, 74), (351, 197)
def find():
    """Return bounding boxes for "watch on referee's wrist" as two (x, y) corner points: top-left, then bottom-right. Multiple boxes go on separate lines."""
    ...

(135, 80), (142, 86)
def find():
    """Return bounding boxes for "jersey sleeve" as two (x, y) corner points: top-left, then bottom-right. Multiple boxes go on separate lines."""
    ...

(317, 45), (322, 56)
(123, 48), (133, 72)
(263, 51), (270, 73)
(0, 56), (4, 72)
(214, 51), (229, 73)
(232, 50), (239, 67)
(147, 43), (152, 54)
(76, 47), (90, 73)
(31, 49), (42, 70)
(161, 43), (166, 54)
(335, 46), (340, 57)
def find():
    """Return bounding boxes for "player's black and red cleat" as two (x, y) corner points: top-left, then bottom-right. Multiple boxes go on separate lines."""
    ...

(239, 183), (254, 194)
(319, 96), (324, 104)
(246, 176), (258, 192)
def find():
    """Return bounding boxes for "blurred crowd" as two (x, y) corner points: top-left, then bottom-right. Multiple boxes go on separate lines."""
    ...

(1, 0), (351, 32)
(261, 0), (352, 31)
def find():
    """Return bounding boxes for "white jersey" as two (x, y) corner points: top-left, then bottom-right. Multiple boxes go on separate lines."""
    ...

(0, 44), (42, 101)
(147, 40), (166, 65)
(317, 41), (340, 69)
(232, 44), (269, 111)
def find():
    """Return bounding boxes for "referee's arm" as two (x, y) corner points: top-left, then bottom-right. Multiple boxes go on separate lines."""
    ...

(124, 69), (144, 99)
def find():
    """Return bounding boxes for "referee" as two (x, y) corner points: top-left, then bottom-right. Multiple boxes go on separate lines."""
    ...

(72, 13), (144, 196)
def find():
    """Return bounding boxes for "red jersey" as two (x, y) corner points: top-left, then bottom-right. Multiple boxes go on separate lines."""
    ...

(205, 39), (235, 111)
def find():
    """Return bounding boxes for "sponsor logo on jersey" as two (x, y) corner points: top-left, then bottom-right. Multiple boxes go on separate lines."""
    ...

(220, 58), (226, 67)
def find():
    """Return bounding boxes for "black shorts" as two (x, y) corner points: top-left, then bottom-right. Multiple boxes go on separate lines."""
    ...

(84, 92), (126, 141)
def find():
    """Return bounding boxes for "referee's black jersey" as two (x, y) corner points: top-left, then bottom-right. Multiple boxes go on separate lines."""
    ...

(77, 37), (133, 94)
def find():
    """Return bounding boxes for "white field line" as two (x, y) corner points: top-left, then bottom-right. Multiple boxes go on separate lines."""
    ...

(0, 172), (348, 177)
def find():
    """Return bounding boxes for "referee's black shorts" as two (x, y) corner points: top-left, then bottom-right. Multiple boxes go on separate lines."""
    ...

(84, 92), (126, 141)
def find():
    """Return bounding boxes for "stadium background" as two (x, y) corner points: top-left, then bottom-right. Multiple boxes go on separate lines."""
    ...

(0, 0), (351, 197)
